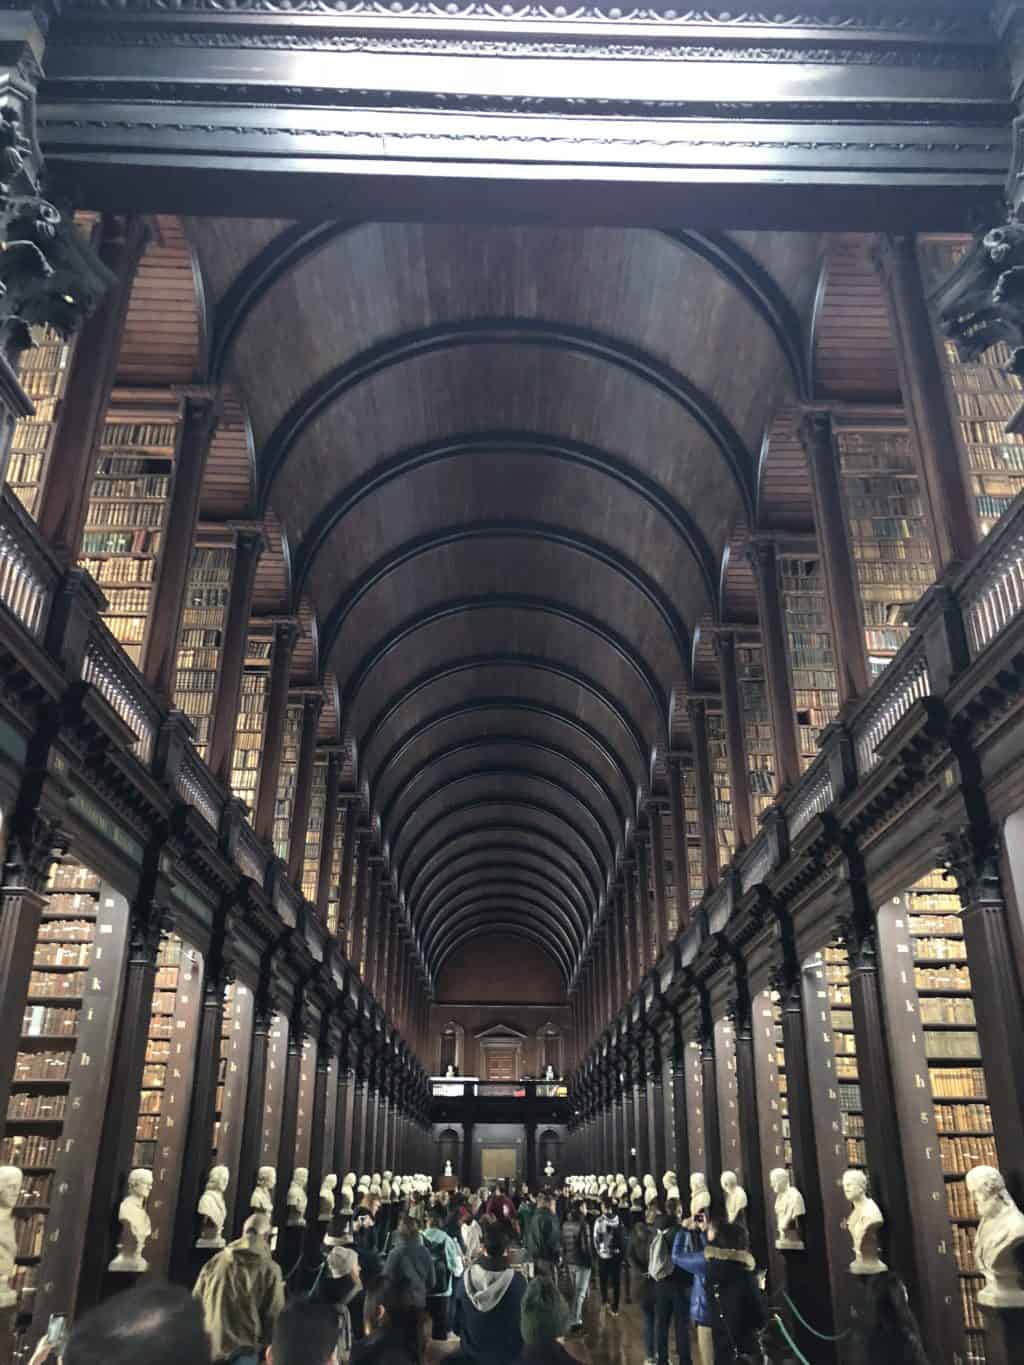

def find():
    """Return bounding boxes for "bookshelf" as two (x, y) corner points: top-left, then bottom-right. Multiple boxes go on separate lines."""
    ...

(822, 943), (866, 1169)
(131, 934), (183, 1171)
(293, 1037), (316, 1172)
(7, 328), (74, 517)
(904, 868), (995, 1363)
(682, 765), (704, 907)
(260, 1013), (289, 1169)
(919, 237), (1024, 539)
(684, 1040), (705, 1176)
(326, 808), (346, 936)
(229, 634), (272, 814)
(835, 427), (937, 678)
(172, 545), (234, 760)
(302, 759), (327, 903)
(212, 983), (252, 1204)
(736, 644), (776, 820)
(707, 710), (734, 873)
(78, 398), (183, 667)
(777, 555), (839, 770)
(657, 806), (680, 939)
(714, 1016), (742, 1176)
(272, 704), (303, 863)
(752, 990), (790, 1235)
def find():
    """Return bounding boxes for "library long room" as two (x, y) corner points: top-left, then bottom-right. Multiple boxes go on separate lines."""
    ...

(3, 5), (1024, 1365)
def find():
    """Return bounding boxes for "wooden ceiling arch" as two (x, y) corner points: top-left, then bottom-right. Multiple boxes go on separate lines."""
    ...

(412, 852), (592, 929)
(418, 879), (588, 958)
(427, 904), (577, 979)
(432, 919), (575, 986)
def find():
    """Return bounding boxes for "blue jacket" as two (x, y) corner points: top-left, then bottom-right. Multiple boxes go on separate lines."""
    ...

(671, 1229), (710, 1326)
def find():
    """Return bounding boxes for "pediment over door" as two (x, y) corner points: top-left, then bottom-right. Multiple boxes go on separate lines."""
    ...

(474, 1023), (528, 1042)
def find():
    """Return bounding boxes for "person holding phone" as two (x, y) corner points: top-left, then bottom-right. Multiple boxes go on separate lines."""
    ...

(26, 1283), (210, 1365)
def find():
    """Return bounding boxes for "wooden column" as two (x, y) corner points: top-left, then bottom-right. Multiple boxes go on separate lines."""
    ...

(715, 632), (753, 847)
(619, 875), (635, 1007)
(635, 831), (652, 974)
(315, 753), (341, 922)
(688, 699), (720, 887)
(646, 1039), (667, 1177)
(208, 529), (265, 786)
(235, 987), (274, 1236)
(171, 942), (230, 1280)
(274, 1015), (308, 1231)
(667, 756), (691, 928)
(798, 411), (871, 706)
(287, 694), (324, 884)
(351, 1071), (368, 1175)
(304, 1020), (336, 1257)
(36, 216), (150, 562)
(336, 801), (358, 939)
(143, 393), (220, 704)
(333, 1041), (355, 1178)
(363, 860), (382, 988)
(748, 537), (802, 791)
(632, 1056), (649, 1178)
(350, 829), (370, 969)
(669, 1022), (690, 1177)
(254, 622), (300, 843)
(649, 809), (669, 958)
(732, 988), (768, 1270)
(872, 233), (977, 570)
(699, 1003), (722, 1192)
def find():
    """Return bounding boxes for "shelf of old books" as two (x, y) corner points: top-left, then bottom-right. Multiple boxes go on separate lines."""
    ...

(904, 868), (995, 1362)
(736, 643), (776, 822)
(919, 236), (1024, 540)
(301, 758), (328, 904)
(230, 634), (273, 813)
(822, 943), (866, 1170)
(7, 328), (75, 518)
(777, 555), (838, 770)
(325, 806), (346, 936)
(658, 806), (681, 938)
(706, 710), (734, 873)
(78, 398), (183, 668)
(751, 990), (790, 1222)
(272, 704), (303, 863)
(172, 543), (234, 760)
(834, 425), (937, 680)
(682, 765), (704, 908)
(713, 1017), (742, 1176)
(131, 934), (183, 1172)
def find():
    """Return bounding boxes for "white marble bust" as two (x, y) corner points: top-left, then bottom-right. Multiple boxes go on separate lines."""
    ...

(967, 1165), (1024, 1307)
(197, 1165), (230, 1247)
(286, 1168), (309, 1226)
(319, 1174), (337, 1221)
(842, 1169), (886, 1275)
(663, 1170), (677, 1193)
(770, 1168), (806, 1250)
(0, 1165), (23, 1308)
(544, 1161), (555, 1179)
(251, 1165), (276, 1215)
(108, 1168), (153, 1272)
(721, 1171), (748, 1224)
(690, 1172), (711, 1218)
(444, 1160), (453, 1177)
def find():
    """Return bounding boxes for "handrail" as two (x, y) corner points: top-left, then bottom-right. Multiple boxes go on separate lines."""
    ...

(0, 489), (58, 641)
(957, 487), (1024, 658)
(81, 617), (161, 766)
(786, 752), (834, 840)
(739, 826), (773, 891)
(850, 635), (931, 779)
(236, 817), (268, 885)
(176, 743), (223, 831)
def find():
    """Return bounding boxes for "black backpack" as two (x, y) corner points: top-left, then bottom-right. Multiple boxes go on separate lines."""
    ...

(427, 1236), (451, 1296)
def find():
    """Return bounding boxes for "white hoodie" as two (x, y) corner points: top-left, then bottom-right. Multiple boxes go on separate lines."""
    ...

(464, 1262), (516, 1312)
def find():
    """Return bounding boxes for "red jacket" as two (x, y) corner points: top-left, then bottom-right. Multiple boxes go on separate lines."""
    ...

(485, 1193), (516, 1222)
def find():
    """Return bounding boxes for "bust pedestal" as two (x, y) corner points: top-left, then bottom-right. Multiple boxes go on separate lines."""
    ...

(438, 1176), (457, 1192)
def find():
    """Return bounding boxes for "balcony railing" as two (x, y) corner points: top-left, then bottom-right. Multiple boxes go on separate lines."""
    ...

(176, 743), (224, 831)
(431, 1078), (569, 1100)
(0, 489), (57, 641)
(960, 489), (1024, 659)
(851, 636), (931, 778)
(81, 618), (161, 766)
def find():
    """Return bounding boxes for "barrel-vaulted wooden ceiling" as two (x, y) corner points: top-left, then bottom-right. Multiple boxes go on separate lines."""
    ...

(187, 220), (824, 986)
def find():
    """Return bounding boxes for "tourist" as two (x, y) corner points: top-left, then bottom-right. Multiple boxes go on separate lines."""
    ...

(192, 1212), (285, 1361)
(423, 1204), (463, 1340)
(628, 1203), (658, 1365)
(456, 1220), (527, 1365)
(267, 1299), (340, 1365)
(312, 1245), (363, 1362)
(672, 1215), (767, 1365)
(351, 1277), (421, 1365)
(485, 1181), (517, 1226)
(558, 1199), (594, 1332)
(29, 1282), (210, 1365)
(593, 1198), (624, 1317)
(524, 1191), (560, 1279)
(651, 1210), (692, 1365)
(460, 1202), (483, 1264)
(384, 1215), (436, 1309)
(515, 1274), (575, 1365)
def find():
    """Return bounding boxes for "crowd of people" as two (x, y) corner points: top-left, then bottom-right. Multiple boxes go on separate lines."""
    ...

(24, 1169), (773, 1365)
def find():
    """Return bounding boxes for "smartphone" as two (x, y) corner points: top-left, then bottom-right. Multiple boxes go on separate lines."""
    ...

(46, 1315), (67, 1349)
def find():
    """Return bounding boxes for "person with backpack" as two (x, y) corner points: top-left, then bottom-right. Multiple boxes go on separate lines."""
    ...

(673, 1215), (766, 1365)
(383, 1214), (435, 1310)
(457, 1220), (528, 1365)
(592, 1198), (624, 1317)
(651, 1210), (692, 1365)
(422, 1204), (463, 1341)
(628, 1204), (658, 1365)
(524, 1191), (561, 1280)
(558, 1200), (593, 1332)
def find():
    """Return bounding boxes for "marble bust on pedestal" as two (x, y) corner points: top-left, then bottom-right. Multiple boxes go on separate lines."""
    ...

(286, 1168), (308, 1227)
(0, 1165), (23, 1308)
(770, 1168), (806, 1250)
(251, 1166), (276, 1215)
(842, 1169), (886, 1275)
(319, 1174), (337, 1221)
(197, 1165), (230, 1247)
(721, 1171), (748, 1224)
(690, 1173), (711, 1219)
(967, 1165), (1024, 1307)
(108, 1168), (153, 1272)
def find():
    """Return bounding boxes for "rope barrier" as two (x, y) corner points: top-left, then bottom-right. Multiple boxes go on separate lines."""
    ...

(781, 1290), (851, 1342)
(771, 1313), (815, 1365)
